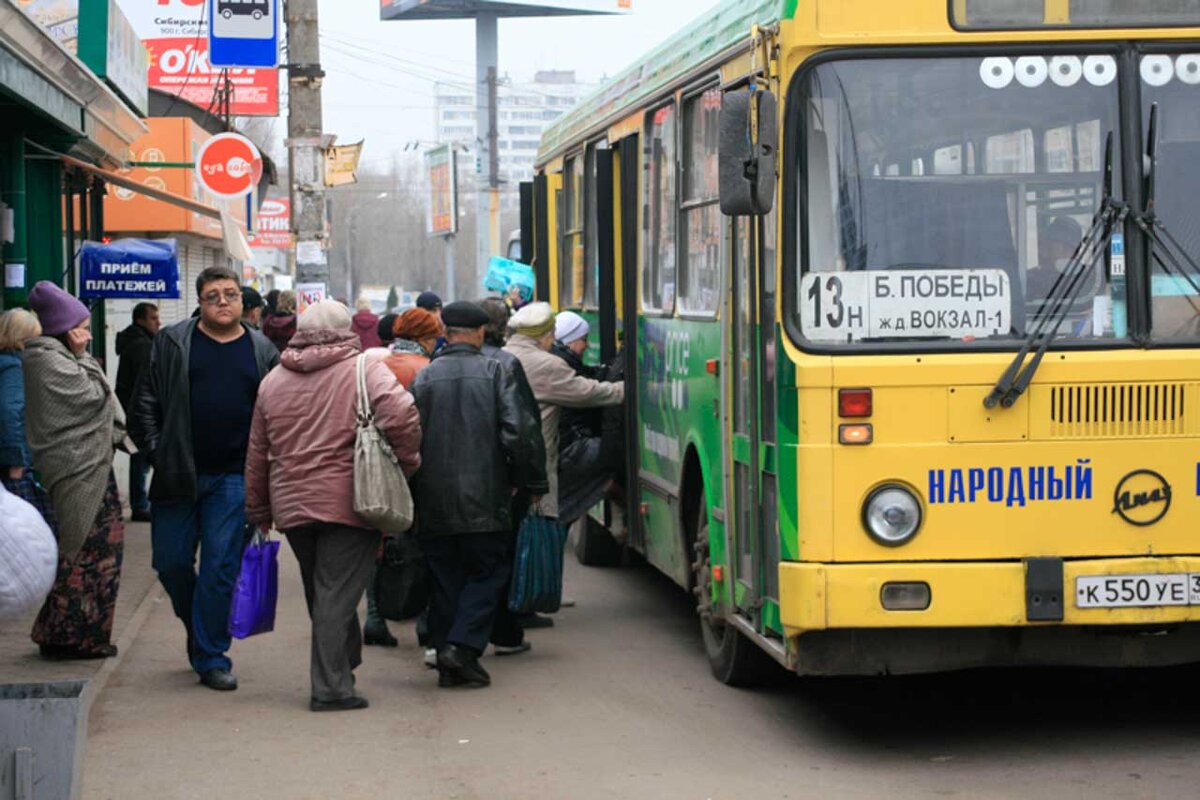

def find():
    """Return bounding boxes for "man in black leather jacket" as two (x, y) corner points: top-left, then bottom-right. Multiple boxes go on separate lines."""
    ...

(410, 301), (547, 688)
(129, 267), (279, 692)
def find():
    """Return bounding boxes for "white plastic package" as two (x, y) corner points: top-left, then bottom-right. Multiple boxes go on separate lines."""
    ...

(0, 483), (58, 620)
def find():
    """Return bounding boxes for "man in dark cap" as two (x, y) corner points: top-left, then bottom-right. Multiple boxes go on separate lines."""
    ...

(416, 292), (445, 352)
(409, 301), (547, 688)
(416, 291), (443, 316)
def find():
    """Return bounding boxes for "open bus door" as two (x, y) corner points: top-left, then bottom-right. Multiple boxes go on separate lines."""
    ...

(573, 135), (637, 565)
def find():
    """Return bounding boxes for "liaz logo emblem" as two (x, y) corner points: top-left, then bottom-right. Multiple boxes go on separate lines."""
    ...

(1112, 470), (1172, 527)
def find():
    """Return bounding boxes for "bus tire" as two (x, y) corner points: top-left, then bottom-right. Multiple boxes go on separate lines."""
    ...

(692, 496), (777, 687)
(573, 515), (621, 567)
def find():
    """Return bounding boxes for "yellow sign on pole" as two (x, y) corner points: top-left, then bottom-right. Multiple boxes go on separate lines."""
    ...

(324, 141), (363, 187)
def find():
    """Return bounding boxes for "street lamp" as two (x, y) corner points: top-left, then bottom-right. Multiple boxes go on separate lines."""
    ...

(344, 191), (389, 302)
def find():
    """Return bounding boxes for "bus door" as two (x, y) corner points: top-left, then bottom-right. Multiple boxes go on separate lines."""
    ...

(728, 215), (763, 622)
(617, 133), (643, 551)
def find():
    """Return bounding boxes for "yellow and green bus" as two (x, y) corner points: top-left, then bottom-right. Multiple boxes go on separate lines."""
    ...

(523, 0), (1200, 682)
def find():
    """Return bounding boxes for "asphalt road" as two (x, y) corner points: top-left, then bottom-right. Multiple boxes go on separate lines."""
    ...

(83, 549), (1200, 799)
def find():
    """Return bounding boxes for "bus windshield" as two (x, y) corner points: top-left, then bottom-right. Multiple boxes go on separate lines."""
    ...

(1142, 52), (1200, 341)
(797, 54), (1124, 348)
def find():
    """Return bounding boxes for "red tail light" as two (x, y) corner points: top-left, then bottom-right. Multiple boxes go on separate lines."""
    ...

(839, 388), (873, 418)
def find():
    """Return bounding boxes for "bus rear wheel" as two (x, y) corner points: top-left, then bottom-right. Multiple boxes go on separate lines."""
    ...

(691, 498), (777, 687)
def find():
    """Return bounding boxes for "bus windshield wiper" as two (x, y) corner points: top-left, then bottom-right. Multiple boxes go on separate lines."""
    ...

(984, 134), (1123, 410)
(1131, 103), (1200, 312)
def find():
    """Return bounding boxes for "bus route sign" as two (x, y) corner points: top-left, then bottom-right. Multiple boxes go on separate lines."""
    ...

(800, 269), (1012, 342)
(208, 0), (279, 68)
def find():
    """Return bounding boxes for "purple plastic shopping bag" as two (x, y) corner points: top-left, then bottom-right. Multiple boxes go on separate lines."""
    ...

(229, 531), (280, 639)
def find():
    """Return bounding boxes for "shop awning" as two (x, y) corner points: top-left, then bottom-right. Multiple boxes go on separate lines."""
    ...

(50, 149), (221, 221)
(37, 145), (255, 261)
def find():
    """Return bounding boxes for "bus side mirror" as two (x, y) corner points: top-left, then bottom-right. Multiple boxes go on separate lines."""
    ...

(719, 89), (777, 216)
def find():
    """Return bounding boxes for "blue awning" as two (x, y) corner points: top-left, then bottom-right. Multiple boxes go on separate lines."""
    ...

(79, 238), (181, 300)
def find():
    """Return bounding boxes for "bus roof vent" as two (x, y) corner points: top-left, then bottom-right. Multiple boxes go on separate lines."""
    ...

(1035, 382), (1197, 439)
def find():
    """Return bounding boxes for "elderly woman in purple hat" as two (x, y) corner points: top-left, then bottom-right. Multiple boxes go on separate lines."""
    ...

(23, 281), (126, 660)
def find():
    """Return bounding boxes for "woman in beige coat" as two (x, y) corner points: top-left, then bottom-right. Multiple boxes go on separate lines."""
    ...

(503, 302), (623, 519)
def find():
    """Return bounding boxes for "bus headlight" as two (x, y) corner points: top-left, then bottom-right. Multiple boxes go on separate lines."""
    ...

(863, 485), (923, 546)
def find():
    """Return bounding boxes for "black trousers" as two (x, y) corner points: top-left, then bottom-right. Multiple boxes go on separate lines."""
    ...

(422, 531), (512, 655)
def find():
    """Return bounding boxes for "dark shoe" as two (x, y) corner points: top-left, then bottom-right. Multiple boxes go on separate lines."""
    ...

(494, 641), (531, 657)
(130, 509), (152, 523)
(38, 643), (117, 661)
(437, 670), (469, 688)
(199, 668), (238, 691)
(519, 613), (555, 629)
(437, 644), (490, 687)
(310, 695), (369, 712)
(363, 624), (398, 647)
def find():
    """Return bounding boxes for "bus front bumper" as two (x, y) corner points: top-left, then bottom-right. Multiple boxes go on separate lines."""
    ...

(779, 556), (1200, 634)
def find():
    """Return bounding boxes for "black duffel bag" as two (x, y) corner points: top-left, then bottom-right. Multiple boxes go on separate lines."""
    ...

(374, 533), (430, 621)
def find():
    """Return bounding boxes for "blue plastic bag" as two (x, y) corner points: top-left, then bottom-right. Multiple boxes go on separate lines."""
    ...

(483, 256), (536, 304)
(228, 531), (280, 639)
(508, 513), (566, 614)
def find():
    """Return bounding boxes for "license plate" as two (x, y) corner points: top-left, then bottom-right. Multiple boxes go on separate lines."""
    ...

(1075, 573), (1200, 608)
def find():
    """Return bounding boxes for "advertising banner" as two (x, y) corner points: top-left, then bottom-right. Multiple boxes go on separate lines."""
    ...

(11, 0), (79, 52)
(79, 238), (181, 299)
(381, 0), (631, 19)
(116, 0), (279, 116)
(425, 144), (457, 237)
(250, 197), (290, 248)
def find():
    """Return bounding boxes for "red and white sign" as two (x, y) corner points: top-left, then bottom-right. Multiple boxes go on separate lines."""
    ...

(146, 38), (279, 116)
(196, 133), (262, 199)
(250, 197), (291, 249)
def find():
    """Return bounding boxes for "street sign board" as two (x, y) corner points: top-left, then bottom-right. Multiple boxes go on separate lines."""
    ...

(207, 0), (278, 68)
(79, 238), (181, 299)
(381, 0), (631, 19)
(196, 132), (262, 199)
(78, 0), (150, 114)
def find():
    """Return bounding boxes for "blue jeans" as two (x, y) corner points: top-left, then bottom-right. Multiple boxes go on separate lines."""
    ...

(129, 452), (150, 513)
(151, 474), (246, 674)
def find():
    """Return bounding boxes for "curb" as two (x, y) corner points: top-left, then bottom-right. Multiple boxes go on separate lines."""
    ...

(81, 583), (164, 716)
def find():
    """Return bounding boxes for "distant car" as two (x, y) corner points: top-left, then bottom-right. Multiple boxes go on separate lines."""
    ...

(219, 0), (269, 20)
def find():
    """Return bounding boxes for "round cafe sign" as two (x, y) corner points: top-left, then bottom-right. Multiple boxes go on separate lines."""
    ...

(195, 133), (263, 199)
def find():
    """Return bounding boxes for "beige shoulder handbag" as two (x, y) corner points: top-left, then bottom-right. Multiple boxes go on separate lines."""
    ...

(353, 354), (415, 533)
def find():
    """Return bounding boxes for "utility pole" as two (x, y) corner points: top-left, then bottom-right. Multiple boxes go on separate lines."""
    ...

(474, 13), (499, 287)
(286, 0), (328, 288)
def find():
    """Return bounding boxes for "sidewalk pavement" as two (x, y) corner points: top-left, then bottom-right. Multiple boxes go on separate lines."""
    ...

(0, 520), (159, 691)
(81, 542), (624, 800)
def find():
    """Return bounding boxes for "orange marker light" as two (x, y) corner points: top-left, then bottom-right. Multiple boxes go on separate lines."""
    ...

(839, 423), (873, 445)
(712, 565), (724, 582)
(705, 359), (720, 376)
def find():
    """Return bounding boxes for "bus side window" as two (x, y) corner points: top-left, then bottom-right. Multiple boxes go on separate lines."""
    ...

(643, 103), (677, 313)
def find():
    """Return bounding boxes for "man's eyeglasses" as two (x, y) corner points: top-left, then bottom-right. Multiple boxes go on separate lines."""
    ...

(200, 290), (243, 306)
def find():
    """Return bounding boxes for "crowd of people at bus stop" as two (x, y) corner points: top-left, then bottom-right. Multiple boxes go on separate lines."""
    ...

(0, 267), (627, 710)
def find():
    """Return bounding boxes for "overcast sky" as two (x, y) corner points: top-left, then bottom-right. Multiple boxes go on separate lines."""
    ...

(311, 0), (721, 172)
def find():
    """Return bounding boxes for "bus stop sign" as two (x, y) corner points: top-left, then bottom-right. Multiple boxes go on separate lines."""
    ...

(208, 0), (280, 68)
